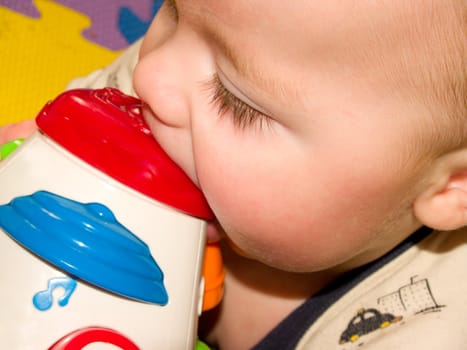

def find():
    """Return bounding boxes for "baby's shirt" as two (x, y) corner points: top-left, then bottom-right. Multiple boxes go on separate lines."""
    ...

(253, 227), (467, 350)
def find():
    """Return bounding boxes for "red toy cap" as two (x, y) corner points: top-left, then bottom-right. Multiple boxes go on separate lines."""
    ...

(36, 88), (213, 220)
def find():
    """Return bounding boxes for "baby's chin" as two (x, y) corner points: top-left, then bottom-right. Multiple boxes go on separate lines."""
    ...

(225, 237), (251, 258)
(217, 224), (330, 272)
(214, 226), (253, 259)
(224, 238), (335, 273)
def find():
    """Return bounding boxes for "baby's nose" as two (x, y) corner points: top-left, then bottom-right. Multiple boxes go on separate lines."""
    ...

(133, 27), (214, 184)
(133, 47), (190, 130)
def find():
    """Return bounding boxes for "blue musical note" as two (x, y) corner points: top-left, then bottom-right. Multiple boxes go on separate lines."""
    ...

(33, 277), (77, 311)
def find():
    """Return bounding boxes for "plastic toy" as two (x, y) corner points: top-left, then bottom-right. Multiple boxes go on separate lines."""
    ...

(0, 88), (224, 349)
(0, 138), (23, 160)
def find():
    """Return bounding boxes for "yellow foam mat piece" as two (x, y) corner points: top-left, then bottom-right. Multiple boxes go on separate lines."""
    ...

(0, 0), (121, 125)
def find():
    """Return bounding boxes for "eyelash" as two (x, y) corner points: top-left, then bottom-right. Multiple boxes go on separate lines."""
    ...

(165, 1), (269, 130)
(205, 75), (271, 130)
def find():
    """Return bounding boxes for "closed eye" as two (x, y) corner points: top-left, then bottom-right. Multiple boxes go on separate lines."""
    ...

(204, 74), (271, 131)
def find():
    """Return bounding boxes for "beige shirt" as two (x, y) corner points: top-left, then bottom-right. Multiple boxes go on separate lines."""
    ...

(297, 229), (467, 350)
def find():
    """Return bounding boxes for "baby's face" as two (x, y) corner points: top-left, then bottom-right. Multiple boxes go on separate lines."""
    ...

(134, 0), (441, 272)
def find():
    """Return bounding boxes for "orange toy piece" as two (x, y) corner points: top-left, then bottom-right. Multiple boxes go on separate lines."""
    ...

(201, 242), (225, 311)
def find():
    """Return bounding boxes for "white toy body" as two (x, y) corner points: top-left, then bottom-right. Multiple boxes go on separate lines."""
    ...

(0, 88), (215, 349)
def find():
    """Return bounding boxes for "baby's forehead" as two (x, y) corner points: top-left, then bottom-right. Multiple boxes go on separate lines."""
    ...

(220, 2), (445, 94)
(275, 2), (457, 87)
(197, 0), (462, 122)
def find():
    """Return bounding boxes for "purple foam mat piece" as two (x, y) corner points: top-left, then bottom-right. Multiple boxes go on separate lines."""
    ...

(0, 0), (41, 18)
(55, 0), (155, 50)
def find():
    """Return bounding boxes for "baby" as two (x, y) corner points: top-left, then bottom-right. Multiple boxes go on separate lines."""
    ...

(1, 1), (466, 349)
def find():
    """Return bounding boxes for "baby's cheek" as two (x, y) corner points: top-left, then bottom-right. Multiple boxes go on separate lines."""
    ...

(199, 170), (311, 264)
(197, 158), (392, 272)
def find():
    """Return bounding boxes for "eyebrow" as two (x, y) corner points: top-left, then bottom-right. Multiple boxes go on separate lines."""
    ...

(206, 22), (302, 105)
(208, 26), (245, 72)
(186, 2), (304, 107)
(185, 4), (245, 72)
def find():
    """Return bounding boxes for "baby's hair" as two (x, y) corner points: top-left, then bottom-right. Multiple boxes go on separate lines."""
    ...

(426, 0), (466, 151)
(384, 0), (466, 157)
(340, 1), (465, 157)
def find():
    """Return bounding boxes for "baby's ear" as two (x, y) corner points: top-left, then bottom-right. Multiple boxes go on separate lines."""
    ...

(414, 148), (467, 231)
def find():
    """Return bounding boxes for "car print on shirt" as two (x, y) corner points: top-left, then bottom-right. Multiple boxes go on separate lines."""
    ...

(339, 275), (445, 347)
(339, 308), (402, 344)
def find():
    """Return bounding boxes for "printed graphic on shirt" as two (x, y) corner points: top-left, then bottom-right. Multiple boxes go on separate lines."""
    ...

(339, 308), (403, 345)
(338, 275), (444, 348)
(377, 275), (444, 315)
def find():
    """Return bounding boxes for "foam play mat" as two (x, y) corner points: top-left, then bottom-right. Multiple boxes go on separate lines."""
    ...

(0, 0), (162, 125)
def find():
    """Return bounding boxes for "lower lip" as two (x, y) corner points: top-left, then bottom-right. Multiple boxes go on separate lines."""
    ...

(207, 222), (222, 242)
(141, 105), (157, 125)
